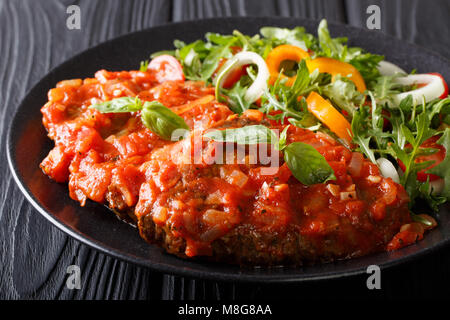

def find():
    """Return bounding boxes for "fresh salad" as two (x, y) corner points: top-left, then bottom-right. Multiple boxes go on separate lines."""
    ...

(143, 19), (450, 221)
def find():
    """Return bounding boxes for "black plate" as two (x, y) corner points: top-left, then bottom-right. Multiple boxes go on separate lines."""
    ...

(7, 17), (450, 283)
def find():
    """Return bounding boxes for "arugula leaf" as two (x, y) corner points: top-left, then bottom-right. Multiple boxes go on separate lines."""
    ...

(351, 105), (377, 163)
(199, 39), (235, 80)
(348, 52), (383, 86)
(418, 179), (447, 212)
(427, 129), (450, 199)
(260, 61), (325, 124)
(317, 19), (346, 59)
(368, 91), (387, 150)
(388, 109), (437, 203)
(221, 80), (252, 113)
(91, 97), (143, 113)
(260, 26), (312, 51)
(284, 142), (336, 185)
(214, 59), (252, 113)
(372, 75), (401, 101)
(204, 125), (278, 145)
(321, 76), (364, 116)
(91, 98), (189, 140)
(287, 117), (321, 131)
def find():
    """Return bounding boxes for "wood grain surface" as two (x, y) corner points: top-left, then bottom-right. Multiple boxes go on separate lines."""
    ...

(1, 0), (449, 300)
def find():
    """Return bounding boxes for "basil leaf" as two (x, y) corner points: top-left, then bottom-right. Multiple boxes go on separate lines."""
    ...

(283, 142), (336, 185)
(204, 125), (277, 145)
(141, 101), (190, 140)
(91, 97), (143, 113)
(91, 98), (189, 140)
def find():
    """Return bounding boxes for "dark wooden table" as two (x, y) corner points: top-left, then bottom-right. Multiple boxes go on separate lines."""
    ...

(1, 0), (450, 300)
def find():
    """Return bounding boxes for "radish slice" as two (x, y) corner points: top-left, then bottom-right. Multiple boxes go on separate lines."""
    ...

(215, 51), (269, 103)
(393, 74), (446, 105)
(377, 61), (406, 76)
(376, 157), (400, 183)
(429, 178), (445, 195)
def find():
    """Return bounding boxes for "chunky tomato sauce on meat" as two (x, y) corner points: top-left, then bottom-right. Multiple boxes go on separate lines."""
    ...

(40, 66), (415, 265)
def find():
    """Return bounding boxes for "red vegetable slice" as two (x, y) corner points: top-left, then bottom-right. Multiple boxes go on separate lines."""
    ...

(428, 73), (449, 99)
(148, 55), (184, 82)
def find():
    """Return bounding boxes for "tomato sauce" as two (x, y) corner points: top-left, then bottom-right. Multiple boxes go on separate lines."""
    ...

(40, 66), (415, 264)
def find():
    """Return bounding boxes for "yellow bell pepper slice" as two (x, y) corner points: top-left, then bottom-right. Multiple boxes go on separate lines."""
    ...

(265, 45), (367, 93)
(306, 57), (367, 93)
(266, 44), (310, 86)
(306, 91), (353, 143)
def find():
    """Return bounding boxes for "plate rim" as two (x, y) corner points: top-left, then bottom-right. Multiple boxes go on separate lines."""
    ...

(6, 16), (450, 283)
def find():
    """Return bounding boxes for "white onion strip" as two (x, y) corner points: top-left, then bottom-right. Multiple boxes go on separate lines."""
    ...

(377, 61), (406, 76)
(393, 74), (445, 105)
(376, 157), (400, 183)
(215, 51), (269, 103)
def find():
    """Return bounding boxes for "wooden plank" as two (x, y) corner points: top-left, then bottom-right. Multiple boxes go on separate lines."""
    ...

(345, 0), (450, 58)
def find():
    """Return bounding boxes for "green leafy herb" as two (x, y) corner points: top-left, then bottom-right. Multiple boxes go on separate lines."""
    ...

(371, 75), (401, 101)
(418, 179), (447, 212)
(321, 76), (364, 116)
(259, 26), (314, 51)
(259, 60), (324, 125)
(351, 105), (377, 163)
(317, 19), (346, 59)
(388, 107), (436, 203)
(284, 142), (336, 185)
(91, 98), (189, 140)
(141, 101), (190, 140)
(91, 97), (143, 113)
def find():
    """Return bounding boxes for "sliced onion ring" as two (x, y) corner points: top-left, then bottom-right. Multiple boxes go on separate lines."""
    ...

(377, 61), (406, 76)
(393, 74), (446, 105)
(215, 51), (269, 103)
(376, 157), (400, 183)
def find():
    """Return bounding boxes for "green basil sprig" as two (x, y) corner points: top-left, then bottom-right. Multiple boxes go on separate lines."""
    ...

(91, 97), (189, 140)
(141, 102), (189, 140)
(204, 124), (335, 185)
(283, 142), (336, 185)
